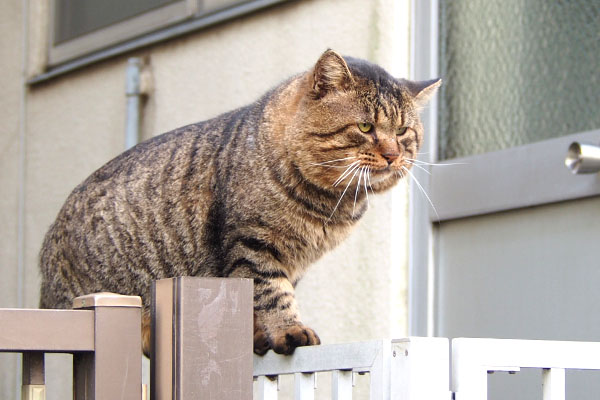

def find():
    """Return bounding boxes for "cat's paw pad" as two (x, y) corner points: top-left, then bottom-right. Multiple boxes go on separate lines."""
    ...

(271, 325), (321, 355)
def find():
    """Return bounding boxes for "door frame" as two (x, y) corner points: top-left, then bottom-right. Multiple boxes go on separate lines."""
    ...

(408, 0), (440, 337)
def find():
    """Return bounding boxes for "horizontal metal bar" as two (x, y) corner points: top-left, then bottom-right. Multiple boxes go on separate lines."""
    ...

(0, 309), (94, 352)
(453, 338), (600, 372)
(253, 340), (387, 376)
(431, 129), (600, 221)
(28, 0), (296, 85)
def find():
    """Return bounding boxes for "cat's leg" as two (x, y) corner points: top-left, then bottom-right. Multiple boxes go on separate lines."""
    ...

(253, 311), (271, 355)
(249, 274), (321, 355)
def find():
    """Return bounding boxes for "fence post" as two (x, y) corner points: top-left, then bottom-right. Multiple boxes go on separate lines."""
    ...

(72, 292), (142, 400)
(151, 277), (253, 400)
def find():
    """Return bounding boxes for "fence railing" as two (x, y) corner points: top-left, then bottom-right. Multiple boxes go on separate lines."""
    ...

(253, 337), (450, 400)
(0, 292), (143, 400)
(452, 338), (600, 400)
(3, 278), (600, 399)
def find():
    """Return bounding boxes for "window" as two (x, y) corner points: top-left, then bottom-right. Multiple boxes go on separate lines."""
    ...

(49, 0), (290, 67)
(438, 0), (600, 160)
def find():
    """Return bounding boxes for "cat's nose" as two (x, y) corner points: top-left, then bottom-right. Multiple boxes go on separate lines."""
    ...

(382, 152), (400, 164)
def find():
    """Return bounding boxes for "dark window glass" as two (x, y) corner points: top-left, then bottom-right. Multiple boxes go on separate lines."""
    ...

(54, 0), (180, 44)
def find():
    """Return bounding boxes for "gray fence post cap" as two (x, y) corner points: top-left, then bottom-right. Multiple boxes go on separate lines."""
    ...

(73, 292), (142, 309)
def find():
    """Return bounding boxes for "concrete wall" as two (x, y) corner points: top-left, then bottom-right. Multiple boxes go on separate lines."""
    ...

(1, 0), (411, 398)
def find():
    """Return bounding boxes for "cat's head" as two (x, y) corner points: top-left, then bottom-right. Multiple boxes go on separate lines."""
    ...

(290, 49), (440, 194)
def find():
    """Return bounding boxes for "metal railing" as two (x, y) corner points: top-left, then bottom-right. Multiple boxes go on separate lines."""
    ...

(0, 292), (143, 400)
(3, 278), (600, 399)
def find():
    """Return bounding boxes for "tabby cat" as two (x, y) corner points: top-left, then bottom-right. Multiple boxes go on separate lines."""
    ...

(39, 49), (440, 356)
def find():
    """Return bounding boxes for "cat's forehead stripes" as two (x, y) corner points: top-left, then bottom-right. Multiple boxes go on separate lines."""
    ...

(367, 89), (407, 128)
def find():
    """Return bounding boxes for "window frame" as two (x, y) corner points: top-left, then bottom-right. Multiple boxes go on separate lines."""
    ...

(49, 0), (198, 66)
(34, 0), (295, 83)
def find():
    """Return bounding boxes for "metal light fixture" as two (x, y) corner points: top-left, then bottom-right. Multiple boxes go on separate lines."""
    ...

(565, 142), (600, 174)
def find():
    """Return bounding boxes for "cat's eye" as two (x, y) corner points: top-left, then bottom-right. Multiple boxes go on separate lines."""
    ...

(358, 122), (373, 133)
(397, 126), (409, 136)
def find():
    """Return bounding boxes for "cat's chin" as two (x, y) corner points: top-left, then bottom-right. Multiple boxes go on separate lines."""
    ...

(368, 167), (396, 183)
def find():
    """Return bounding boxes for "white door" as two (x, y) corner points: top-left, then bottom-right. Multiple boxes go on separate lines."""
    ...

(410, 1), (600, 398)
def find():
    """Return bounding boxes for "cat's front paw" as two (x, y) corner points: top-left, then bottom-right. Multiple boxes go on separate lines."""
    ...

(254, 325), (271, 355)
(271, 324), (321, 355)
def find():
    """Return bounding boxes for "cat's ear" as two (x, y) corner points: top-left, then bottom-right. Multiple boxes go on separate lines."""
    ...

(407, 78), (442, 108)
(310, 49), (354, 97)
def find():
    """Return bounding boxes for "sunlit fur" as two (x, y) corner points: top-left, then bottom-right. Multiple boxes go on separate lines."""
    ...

(39, 50), (440, 356)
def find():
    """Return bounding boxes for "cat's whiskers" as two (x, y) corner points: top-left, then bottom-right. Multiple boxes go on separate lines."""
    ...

(401, 166), (440, 221)
(352, 167), (364, 216)
(404, 158), (467, 167)
(332, 161), (361, 187)
(366, 167), (376, 197)
(363, 167), (370, 208)
(327, 165), (362, 223)
(404, 160), (431, 175)
(309, 156), (357, 167)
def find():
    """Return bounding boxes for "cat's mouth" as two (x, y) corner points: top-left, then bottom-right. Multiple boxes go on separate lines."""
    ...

(367, 164), (397, 182)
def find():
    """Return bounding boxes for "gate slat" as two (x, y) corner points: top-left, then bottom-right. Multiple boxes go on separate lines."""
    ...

(257, 376), (278, 400)
(331, 370), (352, 400)
(542, 368), (565, 400)
(294, 372), (315, 400)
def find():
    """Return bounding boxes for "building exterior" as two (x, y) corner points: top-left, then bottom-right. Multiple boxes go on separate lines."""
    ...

(1, 1), (412, 398)
(2, 0), (599, 399)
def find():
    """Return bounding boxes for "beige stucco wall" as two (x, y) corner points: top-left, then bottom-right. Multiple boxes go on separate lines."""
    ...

(0, 1), (24, 399)
(1, 0), (412, 398)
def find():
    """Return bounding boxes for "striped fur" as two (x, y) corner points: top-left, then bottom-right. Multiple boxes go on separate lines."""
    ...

(39, 50), (440, 355)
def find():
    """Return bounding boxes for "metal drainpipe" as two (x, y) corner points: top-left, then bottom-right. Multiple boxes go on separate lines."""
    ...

(125, 57), (149, 150)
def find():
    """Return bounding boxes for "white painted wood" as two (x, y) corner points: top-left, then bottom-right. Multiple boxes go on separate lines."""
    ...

(331, 370), (352, 400)
(542, 368), (566, 400)
(452, 338), (600, 399)
(257, 376), (278, 400)
(453, 338), (600, 371)
(392, 338), (452, 399)
(294, 373), (315, 400)
(452, 367), (488, 400)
